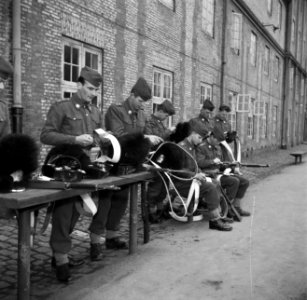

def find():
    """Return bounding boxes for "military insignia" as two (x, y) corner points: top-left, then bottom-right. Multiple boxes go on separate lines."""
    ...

(128, 110), (132, 115)
(75, 104), (81, 109)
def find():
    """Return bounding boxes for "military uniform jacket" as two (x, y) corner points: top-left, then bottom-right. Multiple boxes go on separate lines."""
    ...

(104, 99), (146, 137)
(214, 113), (231, 136)
(145, 114), (171, 140)
(177, 138), (198, 173)
(40, 93), (103, 146)
(0, 99), (10, 140)
(196, 140), (223, 171)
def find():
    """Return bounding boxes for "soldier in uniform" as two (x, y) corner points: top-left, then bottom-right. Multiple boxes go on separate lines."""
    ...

(189, 99), (215, 136)
(0, 56), (13, 140)
(196, 127), (250, 218)
(144, 99), (175, 222)
(40, 66), (104, 282)
(94, 77), (162, 248)
(174, 123), (233, 231)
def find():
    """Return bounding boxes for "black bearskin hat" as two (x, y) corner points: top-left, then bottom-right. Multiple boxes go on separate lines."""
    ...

(169, 122), (191, 144)
(0, 134), (39, 191)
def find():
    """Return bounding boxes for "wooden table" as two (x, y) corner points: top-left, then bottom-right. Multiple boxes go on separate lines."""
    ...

(0, 171), (153, 300)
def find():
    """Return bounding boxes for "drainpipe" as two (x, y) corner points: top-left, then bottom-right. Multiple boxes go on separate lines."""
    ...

(220, 0), (227, 104)
(12, 0), (23, 133)
(281, 0), (291, 149)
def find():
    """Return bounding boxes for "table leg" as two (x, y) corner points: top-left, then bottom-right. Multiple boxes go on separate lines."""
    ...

(17, 209), (31, 300)
(141, 181), (150, 244)
(129, 184), (138, 254)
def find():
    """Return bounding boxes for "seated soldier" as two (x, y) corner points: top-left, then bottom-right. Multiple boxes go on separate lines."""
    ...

(195, 127), (250, 218)
(172, 122), (233, 231)
(145, 100), (176, 223)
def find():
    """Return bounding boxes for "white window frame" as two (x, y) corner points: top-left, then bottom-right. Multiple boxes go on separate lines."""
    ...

(202, 0), (215, 37)
(231, 12), (242, 55)
(61, 38), (103, 108)
(200, 82), (213, 108)
(250, 32), (257, 66)
(236, 94), (251, 112)
(254, 100), (265, 116)
(228, 92), (237, 131)
(152, 67), (174, 126)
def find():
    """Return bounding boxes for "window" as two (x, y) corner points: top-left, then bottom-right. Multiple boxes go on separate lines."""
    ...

(228, 92), (237, 131)
(158, 0), (175, 11)
(236, 94), (251, 112)
(200, 83), (213, 107)
(291, 19), (295, 44)
(250, 32), (257, 66)
(264, 46), (270, 75)
(277, 1), (282, 29)
(301, 78), (305, 97)
(267, 0), (272, 15)
(62, 38), (103, 107)
(231, 12), (242, 55)
(289, 66), (294, 89)
(202, 0), (215, 37)
(272, 106), (278, 138)
(262, 103), (269, 138)
(287, 109), (291, 138)
(274, 56), (280, 82)
(152, 67), (173, 125)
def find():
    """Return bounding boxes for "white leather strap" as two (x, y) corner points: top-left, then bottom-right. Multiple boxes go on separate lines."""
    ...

(94, 128), (121, 163)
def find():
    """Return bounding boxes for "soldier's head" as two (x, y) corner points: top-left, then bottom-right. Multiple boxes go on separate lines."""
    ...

(77, 66), (102, 103)
(208, 127), (225, 146)
(129, 77), (151, 111)
(154, 99), (175, 121)
(0, 56), (13, 91)
(200, 99), (215, 119)
(219, 104), (231, 119)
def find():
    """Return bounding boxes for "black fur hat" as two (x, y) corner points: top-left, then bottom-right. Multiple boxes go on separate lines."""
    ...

(169, 122), (191, 143)
(0, 134), (39, 191)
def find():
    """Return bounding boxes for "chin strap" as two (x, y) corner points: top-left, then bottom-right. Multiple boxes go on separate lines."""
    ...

(148, 143), (204, 222)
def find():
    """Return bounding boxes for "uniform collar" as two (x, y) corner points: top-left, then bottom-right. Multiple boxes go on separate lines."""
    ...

(215, 113), (227, 122)
(123, 99), (138, 115)
(71, 93), (91, 110)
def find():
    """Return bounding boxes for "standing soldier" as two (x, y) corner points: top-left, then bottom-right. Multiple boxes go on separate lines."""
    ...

(40, 66), (104, 282)
(0, 56), (14, 140)
(144, 99), (176, 222)
(96, 77), (162, 248)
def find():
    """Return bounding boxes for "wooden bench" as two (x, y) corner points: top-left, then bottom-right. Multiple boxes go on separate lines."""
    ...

(290, 151), (306, 164)
(0, 171), (154, 300)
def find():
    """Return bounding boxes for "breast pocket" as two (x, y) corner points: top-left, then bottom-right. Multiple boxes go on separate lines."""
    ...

(63, 113), (84, 135)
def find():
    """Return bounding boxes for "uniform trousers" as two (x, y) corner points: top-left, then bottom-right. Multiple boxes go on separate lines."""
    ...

(219, 174), (249, 201)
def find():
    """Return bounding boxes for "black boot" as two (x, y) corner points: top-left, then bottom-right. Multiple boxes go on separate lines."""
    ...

(105, 237), (128, 250)
(209, 219), (233, 231)
(55, 263), (71, 283)
(235, 206), (251, 217)
(90, 243), (104, 261)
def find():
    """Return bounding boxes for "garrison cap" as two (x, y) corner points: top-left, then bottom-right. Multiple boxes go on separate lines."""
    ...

(202, 99), (215, 111)
(189, 118), (210, 138)
(80, 66), (102, 87)
(0, 56), (13, 77)
(158, 100), (175, 115)
(131, 77), (152, 101)
(219, 104), (231, 112)
(211, 126), (225, 142)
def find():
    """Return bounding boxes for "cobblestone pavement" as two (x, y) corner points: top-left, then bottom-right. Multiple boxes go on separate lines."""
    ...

(1, 143), (307, 299)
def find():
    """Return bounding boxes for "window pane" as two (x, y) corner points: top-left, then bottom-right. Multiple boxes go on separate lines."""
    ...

(72, 48), (79, 65)
(92, 54), (98, 70)
(64, 45), (71, 63)
(63, 91), (71, 99)
(64, 64), (71, 81)
(85, 52), (91, 68)
(72, 66), (79, 82)
(154, 72), (161, 97)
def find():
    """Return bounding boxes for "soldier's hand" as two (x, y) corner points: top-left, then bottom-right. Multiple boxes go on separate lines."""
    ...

(213, 157), (221, 164)
(75, 134), (94, 147)
(145, 134), (163, 146)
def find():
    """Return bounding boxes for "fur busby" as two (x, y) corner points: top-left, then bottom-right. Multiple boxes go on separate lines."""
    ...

(226, 130), (237, 143)
(115, 132), (151, 165)
(169, 122), (191, 143)
(0, 134), (39, 191)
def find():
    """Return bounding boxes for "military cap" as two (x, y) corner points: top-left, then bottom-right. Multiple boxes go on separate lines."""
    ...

(0, 56), (13, 77)
(80, 66), (102, 87)
(202, 99), (215, 111)
(219, 104), (231, 112)
(189, 118), (210, 138)
(158, 100), (175, 115)
(131, 77), (152, 101)
(211, 126), (225, 142)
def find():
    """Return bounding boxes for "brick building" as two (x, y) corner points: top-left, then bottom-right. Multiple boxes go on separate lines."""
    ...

(0, 0), (306, 161)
